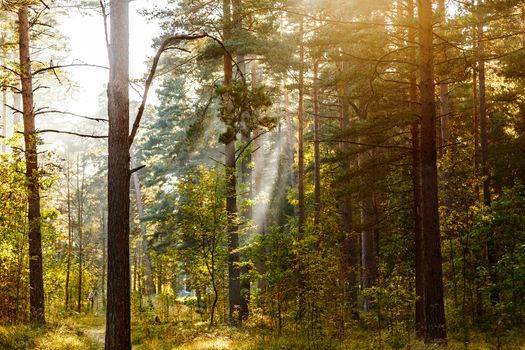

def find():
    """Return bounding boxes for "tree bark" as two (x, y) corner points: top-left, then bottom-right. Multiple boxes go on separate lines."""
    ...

(233, 0), (250, 320)
(223, 0), (242, 326)
(1, 38), (6, 153)
(297, 18), (306, 319)
(77, 156), (84, 314)
(105, 0), (131, 348)
(407, 0), (425, 339)
(477, 6), (498, 306)
(438, 0), (450, 153)
(18, 6), (45, 325)
(418, 0), (447, 343)
(101, 209), (107, 310)
(313, 58), (321, 226)
(65, 157), (72, 311)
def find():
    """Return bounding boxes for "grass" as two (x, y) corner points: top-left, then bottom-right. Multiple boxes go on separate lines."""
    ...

(0, 315), (103, 350)
(1, 315), (524, 349)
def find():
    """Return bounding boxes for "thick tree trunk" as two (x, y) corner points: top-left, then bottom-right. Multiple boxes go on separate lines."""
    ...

(407, 0), (425, 339)
(105, 0), (131, 348)
(18, 6), (45, 325)
(418, 0), (447, 343)
(131, 169), (156, 296)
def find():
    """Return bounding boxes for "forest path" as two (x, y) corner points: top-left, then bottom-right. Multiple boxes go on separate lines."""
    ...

(84, 326), (105, 349)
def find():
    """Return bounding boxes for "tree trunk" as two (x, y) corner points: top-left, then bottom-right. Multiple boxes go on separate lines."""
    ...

(18, 6), (45, 325)
(418, 0), (447, 343)
(1, 38), (6, 153)
(297, 18), (306, 319)
(223, 0), (242, 326)
(77, 156), (84, 314)
(101, 209), (107, 310)
(105, 0), (131, 348)
(477, 8), (498, 306)
(407, 0), (425, 339)
(438, 0), (450, 153)
(313, 58), (321, 226)
(232, 0), (250, 320)
(65, 157), (73, 311)
(285, 88), (296, 188)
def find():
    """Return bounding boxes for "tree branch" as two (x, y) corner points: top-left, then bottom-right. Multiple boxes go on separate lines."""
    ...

(130, 165), (146, 174)
(33, 63), (109, 76)
(34, 108), (108, 122)
(322, 139), (413, 151)
(37, 129), (108, 138)
(128, 32), (208, 148)
(235, 130), (269, 164)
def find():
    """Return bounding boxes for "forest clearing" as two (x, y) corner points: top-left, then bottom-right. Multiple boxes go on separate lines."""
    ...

(1, 0), (525, 349)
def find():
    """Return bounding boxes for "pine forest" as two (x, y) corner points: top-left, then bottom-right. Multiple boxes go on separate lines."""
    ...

(1, 0), (525, 349)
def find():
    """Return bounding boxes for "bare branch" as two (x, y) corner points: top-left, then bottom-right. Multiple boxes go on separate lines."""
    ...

(4, 104), (22, 115)
(130, 165), (146, 174)
(33, 63), (109, 76)
(1, 65), (20, 76)
(34, 108), (108, 122)
(37, 129), (108, 138)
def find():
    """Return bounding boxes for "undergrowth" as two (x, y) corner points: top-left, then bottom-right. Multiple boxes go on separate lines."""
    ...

(1, 315), (524, 349)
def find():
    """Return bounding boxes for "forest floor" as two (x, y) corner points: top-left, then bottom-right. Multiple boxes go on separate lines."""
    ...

(2, 314), (525, 349)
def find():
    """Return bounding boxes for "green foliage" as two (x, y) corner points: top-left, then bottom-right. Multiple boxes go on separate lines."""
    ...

(361, 270), (415, 350)
(217, 80), (274, 144)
